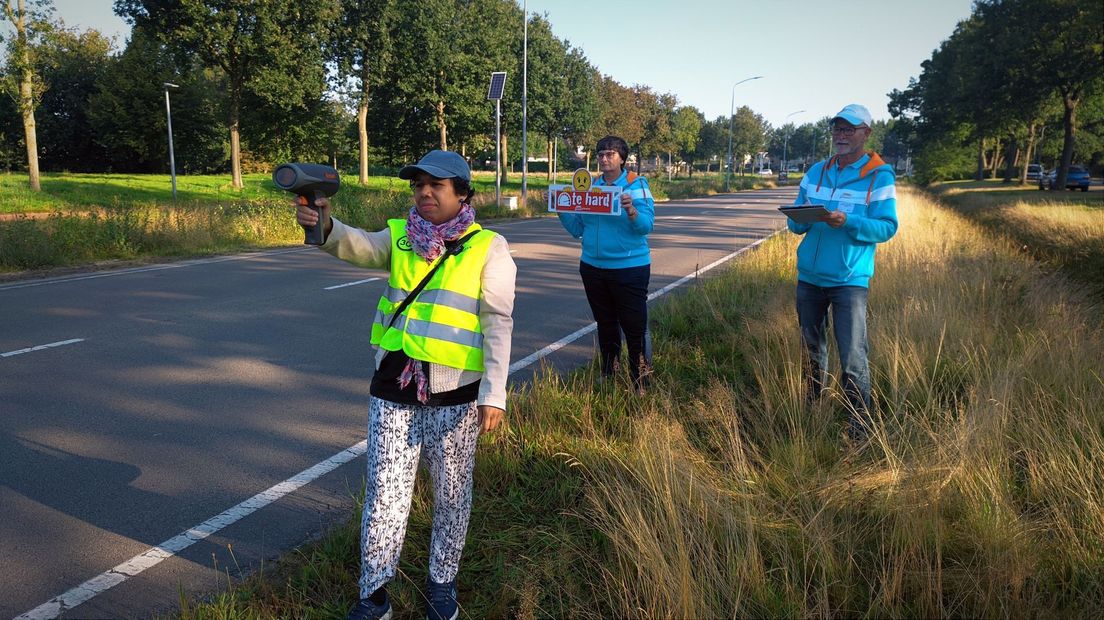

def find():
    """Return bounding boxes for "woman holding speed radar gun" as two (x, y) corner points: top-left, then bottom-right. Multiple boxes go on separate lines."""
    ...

(293, 150), (516, 620)
(556, 135), (656, 394)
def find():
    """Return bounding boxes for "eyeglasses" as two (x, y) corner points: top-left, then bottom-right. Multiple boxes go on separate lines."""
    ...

(596, 150), (620, 159)
(830, 125), (866, 136)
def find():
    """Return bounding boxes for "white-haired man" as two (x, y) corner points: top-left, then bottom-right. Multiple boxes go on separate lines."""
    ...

(787, 104), (899, 441)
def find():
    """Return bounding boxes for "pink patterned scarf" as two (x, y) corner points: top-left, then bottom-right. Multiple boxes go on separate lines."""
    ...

(398, 201), (476, 402)
(404, 202), (476, 263)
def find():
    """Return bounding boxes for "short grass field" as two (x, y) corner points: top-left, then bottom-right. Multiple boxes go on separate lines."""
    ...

(0, 169), (767, 274)
(169, 183), (1103, 618)
(0, 170), (548, 214)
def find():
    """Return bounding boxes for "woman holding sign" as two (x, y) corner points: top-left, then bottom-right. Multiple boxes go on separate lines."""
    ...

(557, 135), (656, 392)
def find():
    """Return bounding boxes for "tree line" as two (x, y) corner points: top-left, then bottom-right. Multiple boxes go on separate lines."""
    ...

(889, 0), (1103, 186)
(3, 0), (915, 193)
(22, 1), (1097, 193)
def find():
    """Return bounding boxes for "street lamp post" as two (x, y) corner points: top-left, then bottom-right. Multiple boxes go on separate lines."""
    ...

(725, 75), (763, 193)
(781, 109), (805, 177)
(520, 0), (528, 210)
(163, 82), (179, 200)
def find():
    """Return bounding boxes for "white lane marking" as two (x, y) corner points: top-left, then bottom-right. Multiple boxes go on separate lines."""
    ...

(1, 338), (85, 358)
(508, 323), (597, 375)
(0, 248), (314, 292)
(18, 227), (786, 618)
(507, 228), (785, 375)
(16, 442), (368, 620)
(646, 230), (780, 301)
(324, 277), (379, 290)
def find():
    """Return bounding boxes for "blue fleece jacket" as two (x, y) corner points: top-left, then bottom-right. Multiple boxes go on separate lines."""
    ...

(788, 152), (899, 288)
(557, 169), (655, 269)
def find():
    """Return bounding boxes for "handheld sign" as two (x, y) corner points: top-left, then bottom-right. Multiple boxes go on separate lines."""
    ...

(548, 168), (622, 216)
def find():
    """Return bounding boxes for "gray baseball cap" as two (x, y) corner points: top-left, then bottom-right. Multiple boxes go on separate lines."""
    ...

(398, 150), (471, 181)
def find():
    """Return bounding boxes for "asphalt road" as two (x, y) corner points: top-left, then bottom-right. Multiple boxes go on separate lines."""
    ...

(1, 185), (797, 618)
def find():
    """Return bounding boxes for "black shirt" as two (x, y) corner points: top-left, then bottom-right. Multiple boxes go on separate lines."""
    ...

(369, 350), (480, 406)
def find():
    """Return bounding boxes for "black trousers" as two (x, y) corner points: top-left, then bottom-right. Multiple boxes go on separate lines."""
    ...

(579, 261), (652, 385)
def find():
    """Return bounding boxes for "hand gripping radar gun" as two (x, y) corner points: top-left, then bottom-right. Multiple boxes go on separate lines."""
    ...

(273, 163), (341, 245)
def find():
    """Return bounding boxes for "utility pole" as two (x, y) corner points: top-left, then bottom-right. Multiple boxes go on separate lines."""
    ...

(725, 75), (763, 192)
(163, 82), (179, 200)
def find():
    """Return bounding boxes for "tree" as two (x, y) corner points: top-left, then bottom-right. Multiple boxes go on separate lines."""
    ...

(515, 12), (563, 179)
(787, 121), (826, 166)
(331, 0), (394, 183)
(0, 74), (19, 170)
(594, 73), (644, 161)
(87, 25), (171, 171)
(890, 0), (1103, 185)
(637, 89), (677, 172)
(88, 25), (227, 173)
(1000, 0), (1103, 189)
(1, 0), (54, 190)
(366, 0), (515, 165)
(32, 25), (113, 171)
(671, 106), (701, 176)
(550, 46), (597, 173)
(692, 116), (727, 174)
(729, 105), (768, 173)
(115, 0), (339, 188)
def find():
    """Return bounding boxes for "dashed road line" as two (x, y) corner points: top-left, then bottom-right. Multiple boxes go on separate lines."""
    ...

(2, 339), (85, 358)
(324, 277), (380, 290)
(0, 248), (313, 292)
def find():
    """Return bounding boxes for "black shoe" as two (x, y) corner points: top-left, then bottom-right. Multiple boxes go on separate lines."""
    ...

(348, 587), (392, 620)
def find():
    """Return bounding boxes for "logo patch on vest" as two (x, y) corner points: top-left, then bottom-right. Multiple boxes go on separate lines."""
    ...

(396, 236), (413, 251)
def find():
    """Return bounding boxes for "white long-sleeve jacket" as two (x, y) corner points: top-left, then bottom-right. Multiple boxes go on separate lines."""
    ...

(321, 217), (516, 410)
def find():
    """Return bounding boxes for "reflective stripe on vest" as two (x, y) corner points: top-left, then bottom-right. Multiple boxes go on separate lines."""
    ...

(370, 219), (494, 372)
(372, 286), (483, 334)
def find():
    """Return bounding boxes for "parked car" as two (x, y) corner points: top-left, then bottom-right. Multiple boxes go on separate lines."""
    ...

(757, 168), (773, 176)
(1026, 163), (1043, 181)
(1038, 165), (1091, 191)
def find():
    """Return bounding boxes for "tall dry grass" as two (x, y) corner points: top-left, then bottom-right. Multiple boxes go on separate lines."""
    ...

(180, 186), (1102, 619)
(551, 186), (1104, 618)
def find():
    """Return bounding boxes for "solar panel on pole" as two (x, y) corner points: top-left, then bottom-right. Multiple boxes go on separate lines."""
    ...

(487, 72), (507, 206)
(487, 71), (507, 100)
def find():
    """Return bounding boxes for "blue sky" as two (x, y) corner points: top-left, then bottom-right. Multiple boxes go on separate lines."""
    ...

(51, 0), (974, 128)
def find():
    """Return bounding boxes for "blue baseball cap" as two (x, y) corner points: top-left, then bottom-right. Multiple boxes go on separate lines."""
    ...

(831, 104), (872, 128)
(398, 150), (471, 182)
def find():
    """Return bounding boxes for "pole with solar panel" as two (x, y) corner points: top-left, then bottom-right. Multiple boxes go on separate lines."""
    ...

(487, 71), (507, 207)
(521, 0), (528, 210)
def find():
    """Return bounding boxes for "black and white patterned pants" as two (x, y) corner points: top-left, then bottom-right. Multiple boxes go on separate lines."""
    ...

(358, 396), (481, 598)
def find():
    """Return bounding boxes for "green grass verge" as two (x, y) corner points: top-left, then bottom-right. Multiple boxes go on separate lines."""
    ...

(0, 171), (559, 273)
(0, 171), (555, 214)
(173, 185), (1103, 618)
(930, 179), (1104, 300)
(0, 169), (773, 275)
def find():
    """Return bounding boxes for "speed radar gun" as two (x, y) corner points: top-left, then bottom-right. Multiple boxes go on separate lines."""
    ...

(273, 163), (341, 245)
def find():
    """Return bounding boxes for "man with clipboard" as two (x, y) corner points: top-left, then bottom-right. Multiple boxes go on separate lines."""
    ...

(783, 104), (899, 442)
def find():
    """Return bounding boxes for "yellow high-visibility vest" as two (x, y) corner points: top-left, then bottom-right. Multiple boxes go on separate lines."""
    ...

(370, 219), (495, 371)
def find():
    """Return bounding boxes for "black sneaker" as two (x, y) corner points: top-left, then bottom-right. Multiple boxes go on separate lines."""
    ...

(347, 587), (392, 620)
(424, 579), (459, 620)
